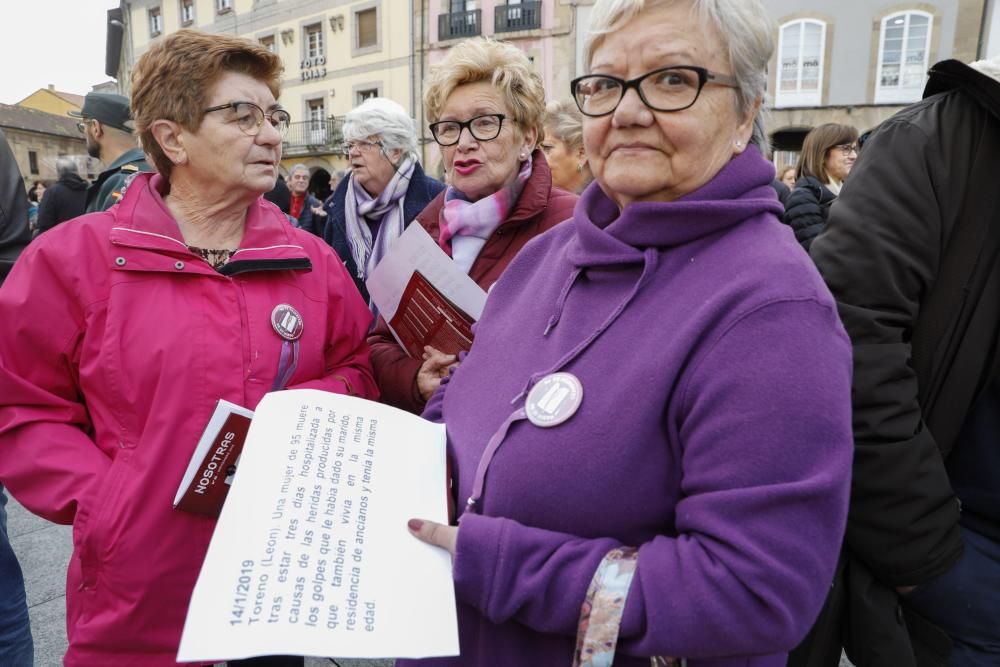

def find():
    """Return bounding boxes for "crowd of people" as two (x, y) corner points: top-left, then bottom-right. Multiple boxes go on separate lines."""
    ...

(0, 0), (998, 665)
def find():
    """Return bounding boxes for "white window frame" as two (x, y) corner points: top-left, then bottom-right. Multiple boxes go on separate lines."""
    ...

(875, 11), (933, 104)
(304, 23), (324, 59)
(307, 98), (326, 144)
(217, 0), (233, 13)
(148, 7), (163, 36)
(180, 0), (195, 24)
(775, 19), (826, 108)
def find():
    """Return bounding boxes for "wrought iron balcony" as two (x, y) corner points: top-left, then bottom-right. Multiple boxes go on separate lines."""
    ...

(438, 9), (481, 40)
(282, 119), (344, 156)
(494, 2), (541, 32)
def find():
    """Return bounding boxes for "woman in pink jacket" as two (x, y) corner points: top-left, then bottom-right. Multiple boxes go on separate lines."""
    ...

(0, 30), (377, 666)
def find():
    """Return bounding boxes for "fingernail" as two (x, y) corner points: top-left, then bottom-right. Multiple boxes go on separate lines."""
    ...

(408, 519), (424, 532)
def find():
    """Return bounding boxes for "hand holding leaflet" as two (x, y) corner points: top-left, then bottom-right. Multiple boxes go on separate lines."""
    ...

(177, 389), (458, 662)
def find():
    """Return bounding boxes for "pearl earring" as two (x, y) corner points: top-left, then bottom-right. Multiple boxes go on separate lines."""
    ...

(735, 140), (743, 148)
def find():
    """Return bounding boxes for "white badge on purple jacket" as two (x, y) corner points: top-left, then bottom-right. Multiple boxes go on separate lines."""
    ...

(525, 372), (583, 427)
(271, 304), (303, 391)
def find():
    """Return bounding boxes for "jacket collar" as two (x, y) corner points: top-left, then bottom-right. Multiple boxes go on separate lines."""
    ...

(108, 173), (312, 274)
(103, 147), (147, 173)
(567, 147), (784, 269)
(925, 59), (1000, 123)
(416, 148), (554, 238)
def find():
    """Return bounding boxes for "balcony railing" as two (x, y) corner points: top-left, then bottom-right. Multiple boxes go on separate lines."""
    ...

(438, 9), (481, 40)
(494, 2), (541, 32)
(282, 119), (344, 156)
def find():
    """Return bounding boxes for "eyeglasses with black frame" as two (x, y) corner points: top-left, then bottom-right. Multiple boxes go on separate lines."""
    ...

(571, 66), (739, 117)
(833, 143), (859, 156)
(429, 114), (506, 147)
(202, 101), (291, 138)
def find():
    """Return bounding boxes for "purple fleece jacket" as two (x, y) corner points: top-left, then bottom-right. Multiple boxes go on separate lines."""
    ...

(406, 148), (853, 667)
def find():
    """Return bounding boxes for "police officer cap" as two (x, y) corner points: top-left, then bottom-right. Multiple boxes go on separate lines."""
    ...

(68, 93), (135, 133)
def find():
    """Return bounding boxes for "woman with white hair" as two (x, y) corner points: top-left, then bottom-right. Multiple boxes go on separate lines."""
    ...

(403, 0), (853, 665)
(541, 99), (593, 193)
(322, 97), (444, 306)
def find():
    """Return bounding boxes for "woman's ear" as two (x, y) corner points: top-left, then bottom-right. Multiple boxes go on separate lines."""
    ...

(733, 97), (762, 154)
(520, 125), (539, 158)
(149, 119), (187, 166)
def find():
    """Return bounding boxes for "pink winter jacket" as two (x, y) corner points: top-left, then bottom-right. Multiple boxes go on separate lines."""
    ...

(0, 173), (377, 666)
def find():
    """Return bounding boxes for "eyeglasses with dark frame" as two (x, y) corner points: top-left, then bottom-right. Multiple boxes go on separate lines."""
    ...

(202, 101), (291, 137)
(429, 114), (506, 147)
(833, 143), (859, 156)
(571, 66), (739, 117)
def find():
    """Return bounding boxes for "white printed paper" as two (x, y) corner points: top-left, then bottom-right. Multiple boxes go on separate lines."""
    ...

(177, 389), (458, 662)
(366, 222), (487, 323)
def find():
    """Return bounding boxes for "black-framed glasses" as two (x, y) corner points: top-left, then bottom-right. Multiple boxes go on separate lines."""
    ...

(203, 101), (291, 137)
(571, 66), (739, 117)
(341, 139), (384, 155)
(429, 114), (506, 146)
(833, 143), (859, 156)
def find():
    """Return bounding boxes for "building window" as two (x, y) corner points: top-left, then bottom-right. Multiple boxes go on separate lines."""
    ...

(304, 23), (323, 59)
(259, 34), (276, 52)
(308, 98), (326, 143)
(356, 88), (379, 105)
(180, 0), (194, 25)
(28, 151), (39, 175)
(356, 7), (378, 50)
(149, 7), (163, 36)
(217, 0), (233, 13)
(776, 19), (825, 107)
(875, 11), (932, 104)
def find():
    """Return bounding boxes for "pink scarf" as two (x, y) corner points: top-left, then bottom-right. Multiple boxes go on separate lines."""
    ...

(438, 158), (532, 254)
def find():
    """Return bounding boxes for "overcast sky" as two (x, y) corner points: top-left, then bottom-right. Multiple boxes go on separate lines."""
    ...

(1, 1), (115, 105)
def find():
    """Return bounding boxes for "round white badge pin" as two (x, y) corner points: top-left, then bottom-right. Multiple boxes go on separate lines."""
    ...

(271, 304), (304, 341)
(525, 372), (583, 427)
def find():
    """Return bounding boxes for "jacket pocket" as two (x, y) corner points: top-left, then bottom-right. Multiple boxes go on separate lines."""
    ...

(78, 449), (132, 591)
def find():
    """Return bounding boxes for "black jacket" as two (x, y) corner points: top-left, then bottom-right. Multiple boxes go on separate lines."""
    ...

(0, 129), (29, 284)
(322, 162), (445, 303)
(802, 60), (1000, 667)
(36, 172), (88, 234)
(783, 175), (836, 250)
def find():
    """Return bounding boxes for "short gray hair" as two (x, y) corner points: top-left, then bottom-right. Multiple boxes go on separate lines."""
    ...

(289, 163), (310, 177)
(544, 100), (584, 152)
(342, 97), (418, 157)
(55, 157), (79, 178)
(584, 0), (774, 151)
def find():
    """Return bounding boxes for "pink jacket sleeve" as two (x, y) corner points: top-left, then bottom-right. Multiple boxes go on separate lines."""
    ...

(289, 255), (378, 400)
(0, 243), (111, 525)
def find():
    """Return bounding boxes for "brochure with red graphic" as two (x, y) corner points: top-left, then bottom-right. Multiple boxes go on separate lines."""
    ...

(173, 400), (255, 517)
(389, 270), (476, 358)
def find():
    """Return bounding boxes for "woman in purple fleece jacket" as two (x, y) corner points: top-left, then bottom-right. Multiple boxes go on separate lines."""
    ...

(405, 1), (854, 665)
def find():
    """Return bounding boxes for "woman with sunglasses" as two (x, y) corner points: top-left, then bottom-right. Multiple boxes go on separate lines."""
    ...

(322, 97), (445, 313)
(403, 1), (853, 665)
(0, 30), (377, 666)
(784, 123), (859, 249)
(367, 38), (577, 414)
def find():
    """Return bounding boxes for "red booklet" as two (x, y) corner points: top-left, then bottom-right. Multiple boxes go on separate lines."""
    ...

(173, 400), (255, 517)
(388, 270), (476, 358)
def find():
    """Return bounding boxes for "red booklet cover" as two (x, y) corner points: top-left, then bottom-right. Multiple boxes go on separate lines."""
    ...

(173, 400), (254, 517)
(388, 270), (476, 358)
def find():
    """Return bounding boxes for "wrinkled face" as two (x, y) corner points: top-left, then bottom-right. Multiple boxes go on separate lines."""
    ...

(540, 132), (582, 192)
(180, 71), (283, 197)
(288, 168), (310, 195)
(823, 144), (856, 183)
(583, 1), (754, 208)
(437, 81), (537, 202)
(349, 135), (400, 197)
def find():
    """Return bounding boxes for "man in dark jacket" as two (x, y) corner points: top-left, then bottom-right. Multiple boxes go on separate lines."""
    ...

(35, 157), (88, 234)
(69, 92), (152, 212)
(0, 128), (34, 665)
(793, 56), (1000, 667)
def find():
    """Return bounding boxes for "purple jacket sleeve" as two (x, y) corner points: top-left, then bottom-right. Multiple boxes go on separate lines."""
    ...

(451, 299), (854, 658)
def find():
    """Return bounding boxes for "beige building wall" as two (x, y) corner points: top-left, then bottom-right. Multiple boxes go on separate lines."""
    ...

(1, 128), (89, 189)
(118, 0), (414, 175)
